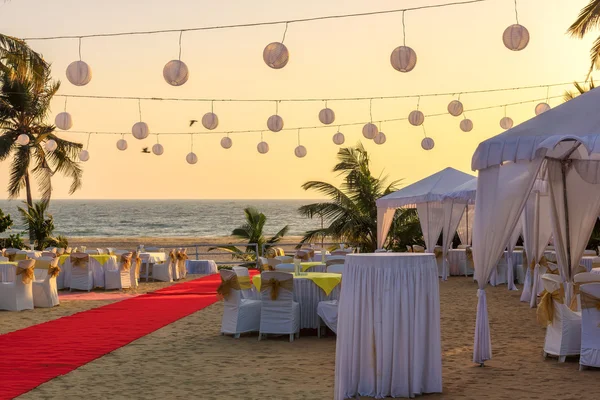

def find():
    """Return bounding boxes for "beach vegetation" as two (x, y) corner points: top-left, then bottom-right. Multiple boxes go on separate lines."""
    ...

(568, 1), (600, 77)
(1, 233), (25, 249)
(0, 207), (12, 234)
(563, 78), (596, 101)
(17, 201), (56, 250)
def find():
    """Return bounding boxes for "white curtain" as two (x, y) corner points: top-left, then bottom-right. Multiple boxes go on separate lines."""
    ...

(473, 159), (543, 364)
(377, 207), (396, 249)
(442, 201), (467, 281)
(416, 202), (445, 252)
(547, 159), (600, 285)
(505, 222), (522, 291)
(457, 204), (474, 245)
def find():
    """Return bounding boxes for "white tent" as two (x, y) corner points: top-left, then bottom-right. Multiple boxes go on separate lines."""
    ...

(470, 87), (600, 365)
(376, 167), (474, 278)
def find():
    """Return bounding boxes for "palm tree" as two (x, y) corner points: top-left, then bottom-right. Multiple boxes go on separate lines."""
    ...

(563, 78), (596, 101)
(17, 200), (55, 250)
(211, 207), (290, 263)
(298, 142), (402, 253)
(568, 1), (600, 77)
(1, 34), (48, 87)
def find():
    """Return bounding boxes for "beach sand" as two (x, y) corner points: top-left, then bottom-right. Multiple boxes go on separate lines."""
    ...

(9, 276), (600, 399)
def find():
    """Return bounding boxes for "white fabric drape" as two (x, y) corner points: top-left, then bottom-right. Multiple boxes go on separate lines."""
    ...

(473, 159), (543, 364)
(416, 202), (445, 253)
(442, 201), (467, 281)
(376, 207), (396, 249)
(457, 204), (474, 245)
(505, 222), (522, 290)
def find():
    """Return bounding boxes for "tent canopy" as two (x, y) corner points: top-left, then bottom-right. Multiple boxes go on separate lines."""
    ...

(443, 177), (477, 204)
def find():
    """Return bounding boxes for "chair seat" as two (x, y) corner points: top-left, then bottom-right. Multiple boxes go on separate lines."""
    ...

(317, 300), (338, 334)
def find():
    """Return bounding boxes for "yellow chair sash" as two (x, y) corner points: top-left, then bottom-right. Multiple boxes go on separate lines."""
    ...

(406, 246), (413, 253)
(434, 248), (443, 259)
(465, 247), (473, 263)
(536, 286), (564, 326)
(71, 255), (89, 268)
(216, 275), (251, 300)
(48, 265), (61, 278)
(581, 291), (600, 311)
(16, 266), (34, 284)
(169, 251), (176, 263)
(261, 277), (294, 301)
(120, 254), (132, 271)
(176, 251), (189, 261)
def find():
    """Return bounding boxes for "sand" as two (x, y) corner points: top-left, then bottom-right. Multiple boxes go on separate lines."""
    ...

(7, 276), (600, 399)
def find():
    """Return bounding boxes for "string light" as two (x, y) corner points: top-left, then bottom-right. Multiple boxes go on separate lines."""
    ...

(132, 99), (150, 139)
(333, 126), (345, 145)
(295, 128), (307, 158)
(116, 134), (128, 151)
(55, 97), (73, 130)
(390, 11), (417, 73)
(65, 37), (92, 86)
(79, 133), (91, 161)
(503, 0), (529, 51)
(264, 22), (289, 69)
(421, 125), (434, 151)
(163, 31), (189, 86)
(500, 105), (513, 129)
(152, 135), (164, 155)
(267, 101), (284, 132)
(535, 86), (551, 115)
(202, 100), (219, 130)
(319, 100), (335, 125)
(186, 134), (197, 164)
(257, 131), (269, 154)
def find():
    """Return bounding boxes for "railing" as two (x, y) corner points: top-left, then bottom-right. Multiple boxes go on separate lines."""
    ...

(148, 243), (260, 268)
(260, 242), (349, 257)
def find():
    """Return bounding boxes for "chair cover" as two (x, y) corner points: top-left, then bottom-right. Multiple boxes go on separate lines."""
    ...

(274, 263), (295, 273)
(317, 300), (338, 334)
(69, 253), (93, 292)
(258, 271), (300, 342)
(232, 266), (258, 300)
(152, 252), (173, 282)
(219, 269), (261, 337)
(327, 264), (344, 274)
(176, 249), (188, 279)
(32, 258), (60, 308)
(105, 252), (133, 290)
(0, 259), (35, 311)
(579, 283), (600, 369)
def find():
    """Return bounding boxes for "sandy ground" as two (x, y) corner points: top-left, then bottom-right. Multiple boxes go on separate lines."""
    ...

(7, 276), (600, 399)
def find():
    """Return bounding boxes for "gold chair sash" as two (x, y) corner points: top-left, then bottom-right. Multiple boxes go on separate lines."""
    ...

(530, 256), (549, 271)
(217, 275), (241, 300)
(465, 247), (473, 263)
(574, 264), (588, 275)
(48, 265), (61, 278)
(581, 291), (600, 311)
(120, 254), (132, 271)
(16, 266), (34, 284)
(261, 277), (294, 301)
(434, 248), (443, 259)
(169, 251), (176, 263)
(326, 259), (344, 267)
(7, 253), (16, 262)
(406, 245), (413, 253)
(536, 286), (564, 326)
(176, 251), (189, 261)
(71, 255), (89, 268)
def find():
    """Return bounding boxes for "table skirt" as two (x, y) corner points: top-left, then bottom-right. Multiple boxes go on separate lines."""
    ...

(186, 260), (218, 274)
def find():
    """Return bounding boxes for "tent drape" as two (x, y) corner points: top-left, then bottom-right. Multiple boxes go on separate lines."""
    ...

(442, 201), (466, 281)
(505, 222), (522, 291)
(376, 207), (396, 249)
(416, 202), (445, 253)
(457, 205), (474, 245)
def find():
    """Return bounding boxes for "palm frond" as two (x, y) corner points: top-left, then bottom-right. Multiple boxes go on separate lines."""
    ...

(568, 0), (600, 38)
(7, 143), (29, 199)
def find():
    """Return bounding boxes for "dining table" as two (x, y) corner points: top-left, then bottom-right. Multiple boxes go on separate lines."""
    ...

(57, 254), (118, 289)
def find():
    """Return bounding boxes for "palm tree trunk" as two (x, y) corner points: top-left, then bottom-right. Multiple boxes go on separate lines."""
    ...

(24, 171), (34, 248)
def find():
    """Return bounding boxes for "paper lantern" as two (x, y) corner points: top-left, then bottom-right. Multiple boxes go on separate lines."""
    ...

(263, 42), (289, 69)
(202, 112), (219, 130)
(503, 24), (529, 51)
(362, 123), (378, 139)
(408, 110), (424, 126)
(16, 134), (30, 146)
(220, 137), (233, 149)
(186, 152), (198, 165)
(79, 150), (90, 162)
(319, 108), (335, 125)
(500, 117), (514, 130)
(132, 122), (150, 140)
(257, 141), (269, 154)
(421, 137), (435, 151)
(448, 100), (463, 116)
(294, 145), (307, 158)
(460, 119), (473, 132)
(373, 132), (386, 145)
(267, 115), (284, 132)
(55, 112), (73, 130)
(390, 46), (417, 72)
(152, 143), (164, 155)
(535, 102), (551, 115)
(333, 131), (345, 145)
(116, 139), (128, 151)
(66, 61), (92, 86)
(163, 60), (189, 86)
(45, 139), (57, 152)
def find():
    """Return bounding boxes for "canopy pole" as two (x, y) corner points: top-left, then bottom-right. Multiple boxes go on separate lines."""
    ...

(466, 205), (469, 245)
(561, 160), (572, 282)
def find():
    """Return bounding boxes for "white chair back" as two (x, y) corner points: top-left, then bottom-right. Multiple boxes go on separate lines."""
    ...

(275, 255), (293, 263)
(220, 269), (243, 305)
(0, 256), (7, 261)
(274, 263), (295, 272)
(327, 264), (344, 274)
(260, 271), (294, 304)
(583, 249), (597, 256)
(575, 272), (600, 284)
(541, 274), (563, 293)
(579, 283), (600, 368)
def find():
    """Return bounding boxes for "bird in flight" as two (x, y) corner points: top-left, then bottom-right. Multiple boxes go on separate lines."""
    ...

(141, 147), (150, 153)
(189, 119), (198, 127)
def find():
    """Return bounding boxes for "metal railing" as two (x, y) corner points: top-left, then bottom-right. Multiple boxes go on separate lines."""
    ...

(260, 242), (350, 257)
(149, 243), (260, 268)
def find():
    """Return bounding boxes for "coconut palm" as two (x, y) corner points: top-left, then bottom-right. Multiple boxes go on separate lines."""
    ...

(563, 78), (596, 101)
(17, 200), (55, 250)
(568, 0), (600, 77)
(298, 142), (404, 253)
(1, 34), (48, 86)
(210, 207), (290, 262)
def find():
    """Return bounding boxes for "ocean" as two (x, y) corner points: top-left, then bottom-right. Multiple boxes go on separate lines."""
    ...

(0, 200), (324, 238)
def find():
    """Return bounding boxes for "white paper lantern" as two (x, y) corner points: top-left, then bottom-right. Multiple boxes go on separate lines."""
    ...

(16, 134), (30, 146)
(79, 150), (90, 162)
(152, 143), (164, 155)
(116, 139), (128, 151)
(186, 152), (198, 164)
(503, 24), (529, 51)
(267, 115), (284, 132)
(448, 100), (463, 116)
(408, 110), (424, 126)
(319, 108), (335, 125)
(535, 102), (551, 115)
(332, 131), (345, 145)
(362, 123), (378, 139)
(373, 132), (386, 145)
(66, 61), (92, 86)
(294, 145), (307, 158)
(132, 122), (150, 140)
(55, 112), (73, 130)
(257, 141), (269, 154)
(163, 60), (189, 86)
(263, 42), (289, 69)
(390, 46), (417, 72)
(45, 139), (57, 152)
(421, 137), (435, 151)
(220, 137), (233, 149)
(202, 112), (219, 130)
(500, 117), (514, 130)
(460, 119), (473, 132)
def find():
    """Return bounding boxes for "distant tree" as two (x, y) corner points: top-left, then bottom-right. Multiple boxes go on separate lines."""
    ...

(568, 1), (600, 77)
(0, 207), (12, 234)
(18, 201), (55, 250)
(563, 78), (596, 101)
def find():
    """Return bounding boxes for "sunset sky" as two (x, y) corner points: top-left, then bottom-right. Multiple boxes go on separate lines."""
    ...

(0, 0), (597, 199)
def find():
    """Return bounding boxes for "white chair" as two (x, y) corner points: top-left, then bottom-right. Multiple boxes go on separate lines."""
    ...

(219, 269), (261, 338)
(274, 263), (295, 273)
(171, 250), (182, 281)
(327, 264), (344, 274)
(267, 258), (282, 270)
(105, 252), (133, 290)
(69, 253), (94, 292)
(326, 255), (346, 262)
(177, 249), (188, 279)
(258, 271), (300, 342)
(84, 249), (100, 255)
(257, 256), (271, 271)
(583, 249), (597, 257)
(232, 266), (258, 300)
(275, 255), (293, 263)
(579, 283), (600, 370)
(32, 258), (60, 308)
(572, 273), (600, 312)
(0, 259), (35, 311)
(151, 252), (172, 282)
(41, 251), (57, 259)
(540, 274), (582, 362)
(129, 251), (141, 288)
(317, 300), (338, 336)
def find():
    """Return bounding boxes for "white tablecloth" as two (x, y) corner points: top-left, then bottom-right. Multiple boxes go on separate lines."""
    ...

(58, 256), (118, 289)
(447, 249), (523, 277)
(186, 260), (218, 274)
(292, 277), (340, 329)
(335, 253), (442, 399)
(139, 252), (166, 263)
(580, 256), (595, 272)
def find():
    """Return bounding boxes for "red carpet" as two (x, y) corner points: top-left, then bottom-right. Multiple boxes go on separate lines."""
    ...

(0, 271), (258, 399)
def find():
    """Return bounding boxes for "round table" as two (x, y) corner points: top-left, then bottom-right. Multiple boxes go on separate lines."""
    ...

(186, 260), (218, 274)
(334, 253), (442, 399)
